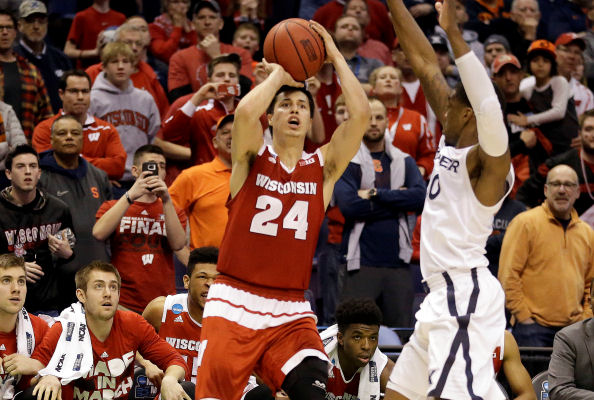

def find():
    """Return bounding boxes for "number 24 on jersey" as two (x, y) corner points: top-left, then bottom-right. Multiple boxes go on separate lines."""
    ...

(249, 195), (309, 240)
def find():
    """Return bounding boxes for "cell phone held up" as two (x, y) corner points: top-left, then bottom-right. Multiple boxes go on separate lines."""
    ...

(217, 83), (241, 97)
(142, 161), (158, 191)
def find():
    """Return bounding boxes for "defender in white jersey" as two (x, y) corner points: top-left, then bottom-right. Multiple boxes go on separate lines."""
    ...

(385, 0), (513, 399)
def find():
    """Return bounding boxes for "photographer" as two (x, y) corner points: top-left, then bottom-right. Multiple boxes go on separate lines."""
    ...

(93, 144), (187, 313)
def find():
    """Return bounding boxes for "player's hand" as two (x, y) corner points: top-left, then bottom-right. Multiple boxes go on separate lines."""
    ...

(144, 362), (165, 387)
(309, 20), (337, 63)
(261, 59), (303, 88)
(3, 354), (43, 376)
(190, 83), (220, 106)
(33, 375), (62, 400)
(410, 3), (434, 17)
(160, 376), (191, 400)
(128, 171), (155, 201)
(507, 112), (528, 127)
(25, 262), (44, 283)
(200, 34), (221, 59)
(435, 0), (458, 34)
(48, 234), (72, 259)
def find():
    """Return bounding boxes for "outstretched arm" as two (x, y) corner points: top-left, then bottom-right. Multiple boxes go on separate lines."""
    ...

(386, 0), (450, 122)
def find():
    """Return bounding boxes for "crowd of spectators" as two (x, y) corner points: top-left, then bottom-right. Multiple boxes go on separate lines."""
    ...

(0, 0), (593, 396)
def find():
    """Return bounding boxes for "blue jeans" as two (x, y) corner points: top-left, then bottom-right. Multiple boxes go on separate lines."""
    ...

(512, 321), (560, 347)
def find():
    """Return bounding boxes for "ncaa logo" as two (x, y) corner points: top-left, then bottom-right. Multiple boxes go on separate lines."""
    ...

(172, 303), (183, 315)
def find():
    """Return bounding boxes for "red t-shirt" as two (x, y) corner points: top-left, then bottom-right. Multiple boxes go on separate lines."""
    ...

(158, 294), (202, 383)
(326, 363), (360, 399)
(304, 73), (342, 154)
(32, 311), (188, 400)
(95, 199), (187, 312)
(218, 146), (326, 290)
(67, 7), (126, 51)
(0, 313), (49, 391)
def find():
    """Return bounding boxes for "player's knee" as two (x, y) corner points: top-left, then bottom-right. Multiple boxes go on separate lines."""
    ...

(281, 356), (328, 400)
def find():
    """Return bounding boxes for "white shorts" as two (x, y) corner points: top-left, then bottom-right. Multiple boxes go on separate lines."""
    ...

(387, 267), (506, 400)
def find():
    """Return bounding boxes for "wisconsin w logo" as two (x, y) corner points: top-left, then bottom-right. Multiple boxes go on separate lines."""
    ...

(142, 254), (154, 265)
(88, 132), (100, 142)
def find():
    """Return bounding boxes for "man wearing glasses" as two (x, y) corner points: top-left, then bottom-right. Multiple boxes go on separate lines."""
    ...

(499, 164), (594, 347)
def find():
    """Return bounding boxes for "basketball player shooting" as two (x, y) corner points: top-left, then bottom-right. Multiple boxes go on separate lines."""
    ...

(194, 21), (370, 400)
(383, 0), (513, 399)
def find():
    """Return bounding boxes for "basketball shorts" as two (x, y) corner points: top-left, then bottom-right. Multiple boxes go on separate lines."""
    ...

(195, 276), (329, 400)
(387, 267), (506, 400)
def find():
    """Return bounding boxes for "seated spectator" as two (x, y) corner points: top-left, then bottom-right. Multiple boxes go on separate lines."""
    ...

(220, 0), (266, 45)
(232, 22), (261, 66)
(343, 0), (393, 66)
(429, 34), (459, 88)
(86, 22), (170, 119)
(516, 109), (594, 218)
(15, 0), (72, 114)
(29, 261), (189, 400)
(0, 10), (52, 141)
(499, 165), (594, 347)
(0, 254), (50, 396)
(38, 115), (112, 295)
(335, 97), (426, 328)
(139, 247), (219, 386)
(63, 0), (125, 69)
(93, 145), (186, 314)
(89, 42), (160, 196)
(511, 40), (579, 160)
(548, 280), (594, 398)
(0, 100), (26, 188)
(334, 15), (383, 85)
(169, 114), (232, 249)
(555, 33), (594, 118)
(32, 70), (127, 181)
(167, 0), (253, 101)
(369, 66), (435, 177)
(313, 0), (395, 49)
(483, 34), (511, 72)
(0, 145), (75, 314)
(149, 0), (197, 64)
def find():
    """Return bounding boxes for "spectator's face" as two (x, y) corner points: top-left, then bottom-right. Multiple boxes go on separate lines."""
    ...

(484, 43), (507, 68)
(334, 16), (363, 47)
(510, 0), (539, 24)
(18, 13), (47, 44)
(455, 0), (468, 24)
(133, 153), (167, 180)
(581, 116), (594, 154)
(184, 263), (219, 310)
(344, 0), (370, 28)
(6, 153), (40, 193)
(335, 104), (349, 125)
(77, 270), (119, 321)
(435, 49), (451, 74)
(493, 65), (523, 99)
(118, 30), (144, 61)
(232, 28), (259, 56)
(392, 47), (412, 74)
(59, 75), (91, 116)
(337, 324), (379, 370)
(51, 118), (83, 156)
(364, 99), (387, 143)
(529, 55), (552, 80)
(373, 66), (402, 99)
(556, 43), (582, 75)
(104, 54), (134, 89)
(544, 166), (579, 219)
(213, 121), (232, 161)
(193, 8), (223, 38)
(0, 15), (16, 51)
(0, 266), (26, 315)
(167, 0), (190, 17)
(126, 17), (150, 48)
(209, 62), (239, 86)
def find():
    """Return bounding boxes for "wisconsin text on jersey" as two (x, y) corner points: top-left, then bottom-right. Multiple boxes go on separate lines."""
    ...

(255, 174), (318, 195)
(4, 223), (63, 249)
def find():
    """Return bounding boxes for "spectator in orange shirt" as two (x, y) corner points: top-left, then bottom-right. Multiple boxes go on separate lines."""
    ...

(85, 23), (170, 119)
(32, 70), (126, 180)
(149, 0), (197, 63)
(169, 114), (233, 249)
(167, 0), (253, 101)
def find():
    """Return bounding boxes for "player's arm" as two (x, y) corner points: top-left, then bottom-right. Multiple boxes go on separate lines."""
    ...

(310, 22), (370, 204)
(385, 0), (450, 122)
(138, 297), (167, 387)
(229, 60), (303, 198)
(380, 358), (396, 393)
(438, 0), (510, 206)
(502, 331), (536, 400)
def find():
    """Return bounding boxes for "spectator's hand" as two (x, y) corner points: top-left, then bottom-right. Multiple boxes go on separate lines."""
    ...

(435, 0), (458, 33)
(309, 20), (340, 64)
(160, 375), (191, 400)
(418, 166), (426, 177)
(261, 59), (303, 88)
(358, 189), (373, 199)
(253, 62), (269, 86)
(275, 390), (289, 399)
(240, 0), (258, 18)
(571, 135), (582, 149)
(519, 17), (538, 40)
(410, 3), (434, 17)
(305, 76), (321, 97)
(24, 262), (44, 283)
(507, 113), (528, 127)
(190, 83), (220, 106)
(128, 171), (155, 201)
(110, 180), (121, 188)
(48, 234), (72, 259)
(33, 375), (62, 400)
(144, 361), (165, 387)
(519, 317), (535, 324)
(3, 354), (41, 376)
(200, 34), (221, 59)
(147, 177), (170, 203)
(520, 129), (537, 148)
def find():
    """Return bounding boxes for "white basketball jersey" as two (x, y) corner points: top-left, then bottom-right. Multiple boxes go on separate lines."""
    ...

(420, 139), (513, 277)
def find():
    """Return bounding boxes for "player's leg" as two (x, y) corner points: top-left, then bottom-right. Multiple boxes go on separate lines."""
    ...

(281, 356), (328, 399)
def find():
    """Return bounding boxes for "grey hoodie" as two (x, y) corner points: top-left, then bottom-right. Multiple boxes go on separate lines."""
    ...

(89, 72), (160, 181)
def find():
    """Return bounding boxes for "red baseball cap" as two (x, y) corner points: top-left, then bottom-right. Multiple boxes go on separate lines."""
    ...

(492, 54), (522, 75)
(555, 32), (586, 50)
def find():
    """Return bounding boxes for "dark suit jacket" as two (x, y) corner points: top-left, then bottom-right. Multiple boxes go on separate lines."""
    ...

(549, 318), (594, 399)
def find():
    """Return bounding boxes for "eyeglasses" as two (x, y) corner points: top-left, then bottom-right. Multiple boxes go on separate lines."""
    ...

(0, 25), (15, 31)
(546, 181), (578, 189)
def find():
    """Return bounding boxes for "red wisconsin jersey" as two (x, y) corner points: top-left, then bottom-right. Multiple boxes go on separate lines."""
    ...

(218, 145), (325, 290)
(326, 363), (360, 400)
(159, 293), (201, 383)
(493, 345), (503, 375)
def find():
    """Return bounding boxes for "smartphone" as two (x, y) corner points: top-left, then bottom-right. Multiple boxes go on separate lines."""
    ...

(142, 161), (158, 177)
(217, 83), (240, 97)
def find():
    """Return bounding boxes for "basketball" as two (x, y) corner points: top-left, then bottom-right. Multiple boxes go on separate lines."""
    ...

(263, 18), (326, 81)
